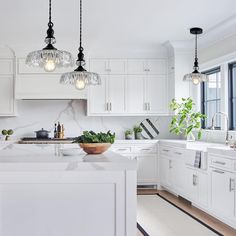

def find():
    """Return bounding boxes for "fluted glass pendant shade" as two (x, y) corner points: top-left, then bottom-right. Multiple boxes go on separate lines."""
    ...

(183, 27), (208, 85)
(25, 0), (73, 72)
(60, 0), (100, 90)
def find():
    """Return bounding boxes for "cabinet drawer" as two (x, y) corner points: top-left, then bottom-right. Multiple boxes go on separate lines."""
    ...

(210, 156), (233, 171)
(160, 146), (172, 156)
(132, 145), (157, 154)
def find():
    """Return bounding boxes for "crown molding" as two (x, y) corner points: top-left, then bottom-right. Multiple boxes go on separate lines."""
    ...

(199, 14), (236, 49)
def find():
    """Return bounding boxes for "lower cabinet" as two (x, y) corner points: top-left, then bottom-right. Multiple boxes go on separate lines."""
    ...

(136, 154), (157, 185)
(184, 167), (208, 207)
(160, 156), (171, 188)
(111, 143), (158, 186)
(210, 168), (235, 220)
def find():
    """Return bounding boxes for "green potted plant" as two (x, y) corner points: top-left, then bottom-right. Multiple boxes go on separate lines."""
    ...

(2, 129), (14, 141)
(169, 98), (206, 141)
(125, 129), (133, 140)
(133, 125), (143, 140)
(73, 130), (115, 154)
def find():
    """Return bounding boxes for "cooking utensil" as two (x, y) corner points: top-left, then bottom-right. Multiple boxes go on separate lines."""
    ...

(35, 128), (50, 139)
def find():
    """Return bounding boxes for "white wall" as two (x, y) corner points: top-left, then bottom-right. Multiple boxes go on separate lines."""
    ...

(0, 100), (177, 140)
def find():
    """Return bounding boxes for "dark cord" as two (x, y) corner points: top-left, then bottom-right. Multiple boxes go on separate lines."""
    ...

(80, 0), (82, 49)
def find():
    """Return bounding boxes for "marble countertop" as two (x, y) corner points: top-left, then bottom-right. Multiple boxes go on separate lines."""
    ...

(159, 139), (228, 152)
(0, 144), (137, 172)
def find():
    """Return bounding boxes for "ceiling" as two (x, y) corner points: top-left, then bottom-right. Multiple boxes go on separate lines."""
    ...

(0, 0), (235, 53)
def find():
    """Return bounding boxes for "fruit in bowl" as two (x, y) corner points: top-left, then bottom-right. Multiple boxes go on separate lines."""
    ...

(73, 131), (115, 154)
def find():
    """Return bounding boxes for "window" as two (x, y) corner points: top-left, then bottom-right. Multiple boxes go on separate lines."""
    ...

(201, 67), (221, 129)
(229, 63), (236, 130)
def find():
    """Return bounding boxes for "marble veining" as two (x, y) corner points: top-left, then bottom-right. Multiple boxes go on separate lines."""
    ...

(0, 100), (176, 140)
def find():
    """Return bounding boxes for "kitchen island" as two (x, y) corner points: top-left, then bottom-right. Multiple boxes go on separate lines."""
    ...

(0, 144), (137, 236)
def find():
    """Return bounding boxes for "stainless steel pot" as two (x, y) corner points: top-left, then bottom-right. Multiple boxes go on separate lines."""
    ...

(35, 128), (50, 139)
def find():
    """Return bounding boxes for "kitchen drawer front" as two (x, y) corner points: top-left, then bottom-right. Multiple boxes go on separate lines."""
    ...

(111, 146), (131, 154)
(172, 148), (186, 159)
(209, 154), (233, 171)
(160, 145), (173, 157)
(132, 145), (157, 154)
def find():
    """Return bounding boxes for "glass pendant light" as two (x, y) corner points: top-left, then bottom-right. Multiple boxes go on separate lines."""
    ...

(183, 27), (208, 85)
(25, 0), (73, 72)
(60, 0), (101, 90)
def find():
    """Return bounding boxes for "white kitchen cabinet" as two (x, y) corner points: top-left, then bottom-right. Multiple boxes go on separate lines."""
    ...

(90, 59), (126, 74)
(108, 75), (126, 113)
(210, 168), (235, 220)
(184, 167), (198, 202)
(88, 58), (169, 116)
(0, 51), (16, 116)
(160, 156), (172, 188)
(136, 154), (157, 185)
(126, 75), (145, 114)
(127, 59), (166, 75)
(88, 74), (126, 115)
(145, 75), (168, 114)
(111, 142), (158, 186)
(88, 75), (108, 114)
(0, 75), (15, 115)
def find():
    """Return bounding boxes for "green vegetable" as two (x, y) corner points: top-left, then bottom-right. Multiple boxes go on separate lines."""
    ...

(133, 125), (142, 133)
(125, 129), (133, 135)
(169, 98), (206, 140)
(2, 130), (7, 135)
(73, 130), (115, 144)
(1, 129), (13, 136)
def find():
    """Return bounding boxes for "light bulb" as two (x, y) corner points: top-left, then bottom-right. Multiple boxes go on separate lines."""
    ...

(75, 79), (86, 90)
(44, 59), (56, 72)
(192, 76), (200, 85)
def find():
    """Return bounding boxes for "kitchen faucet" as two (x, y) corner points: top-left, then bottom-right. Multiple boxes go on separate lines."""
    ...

(210, 112), (229, 145)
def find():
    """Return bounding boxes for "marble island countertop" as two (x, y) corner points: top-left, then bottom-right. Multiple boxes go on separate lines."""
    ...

(0, 144), (137, 172)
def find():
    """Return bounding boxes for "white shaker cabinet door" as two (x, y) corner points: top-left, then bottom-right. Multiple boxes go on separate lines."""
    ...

(197, 171), (208, 207)
(136, 154), (157, 184)
(210, 169), (235, 220)
(0, 75), (14, 115)
(88, 75), (108, 114)
(108, 75), (126, 114)
(146, 59), (167, 75)
(126, 75), (145, 114)
(145, 75), (168, 114)
(89, 59), (108, 74)
(127, 59), (145, 74)
(184, 168), (198, 202)
(109, 60), (126, 74)
(160, 157), (171, 188)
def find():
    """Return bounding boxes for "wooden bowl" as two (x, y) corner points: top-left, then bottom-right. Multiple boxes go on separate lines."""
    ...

(79, 143), (111, 154)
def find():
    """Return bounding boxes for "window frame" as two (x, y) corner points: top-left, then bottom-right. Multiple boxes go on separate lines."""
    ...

(228, 62), (236, 130)
(201, 67), (221, 129)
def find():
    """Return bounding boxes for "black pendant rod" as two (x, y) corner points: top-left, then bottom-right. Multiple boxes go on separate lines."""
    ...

(79, 0), (82, 49)
(48, 0), (53, 26)
(194, 33), (198, 69)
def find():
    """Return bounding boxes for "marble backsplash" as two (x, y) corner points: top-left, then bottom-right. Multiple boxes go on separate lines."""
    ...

(0, 100), (178, 140)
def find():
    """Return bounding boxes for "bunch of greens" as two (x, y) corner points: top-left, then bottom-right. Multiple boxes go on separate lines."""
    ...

(2, 129), (14, 136)
(73, 131), (115, 144)
(125, 129), (133, 135)
(133, 125), (142, 133)
(169, 98), (206, 140)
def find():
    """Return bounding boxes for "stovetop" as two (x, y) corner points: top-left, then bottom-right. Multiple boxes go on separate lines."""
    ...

(21, 137), (75, 141)
(19, 137), (76, 144)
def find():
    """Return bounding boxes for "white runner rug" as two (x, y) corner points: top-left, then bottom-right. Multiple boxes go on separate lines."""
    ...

(137, 195), (218, 236)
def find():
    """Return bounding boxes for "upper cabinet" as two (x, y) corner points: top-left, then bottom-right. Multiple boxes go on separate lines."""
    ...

(0, 47), (16, 116)
(15, 58), (87, 99)
(87, 58), (169, 116)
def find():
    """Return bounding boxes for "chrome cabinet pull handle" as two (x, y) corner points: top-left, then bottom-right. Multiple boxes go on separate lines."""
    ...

(193, 174), (197, 186)
(163, 149), (170, 152)
(110, 102), (112, 111)
(117, 148), (128, 151)
(169, 160), (172, 169)
(148, 103), (150, 111)
(106, 103), (109, 111)
(229, 178), (235, 192)
(213, 161), (226, 165)
(175, 152), (182, 155)
(212, 169), (224, 174)
(141, 148), (151, 151)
